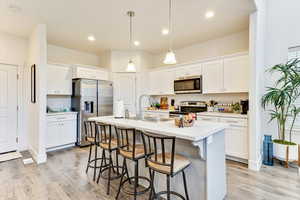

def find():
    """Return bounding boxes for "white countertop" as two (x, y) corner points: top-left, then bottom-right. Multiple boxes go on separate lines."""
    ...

(197, 112), (248, 119)
(47, 112), (78, 116)
(89, 116), (227, 142)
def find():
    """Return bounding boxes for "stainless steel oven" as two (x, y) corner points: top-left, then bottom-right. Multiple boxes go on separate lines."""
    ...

(169, 101), (207, 118)
(174, 76), (202, 94)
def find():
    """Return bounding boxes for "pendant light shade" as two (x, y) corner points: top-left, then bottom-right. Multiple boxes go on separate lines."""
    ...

(126, 11), (136, 72)
(164, 50), (177, 64)
(127, 60), (136, 72)
(164, 0), (177, 65)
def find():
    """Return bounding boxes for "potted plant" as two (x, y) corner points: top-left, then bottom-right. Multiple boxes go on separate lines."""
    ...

(232, 102), (241, 114)
(261, 59), (300, 163)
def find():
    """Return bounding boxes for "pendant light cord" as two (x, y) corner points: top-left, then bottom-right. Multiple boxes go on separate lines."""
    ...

(130, 13), (133, 52)
(168, 0), (173, 51)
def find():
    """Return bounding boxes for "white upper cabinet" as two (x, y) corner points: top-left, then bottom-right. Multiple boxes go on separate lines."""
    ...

(148, 70), (174, 95)
(223, 55), (249, 93)
(175, 64), (202, 79)
(47, 64), (72, 95)
(202, 60), (224, 94)
(202, 54), (249, 94)
(72, 65), (109, 81)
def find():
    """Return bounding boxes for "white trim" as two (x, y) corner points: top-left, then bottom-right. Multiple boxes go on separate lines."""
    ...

(0, 61), (26, 152)
(46, 143), (75, 152)
(248, 154), (262, 171)
(29, 145), (47, 164)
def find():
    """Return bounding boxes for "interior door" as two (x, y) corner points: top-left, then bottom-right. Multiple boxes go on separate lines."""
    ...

(113, 73), (136, 114)
(0, 64), (18, 153)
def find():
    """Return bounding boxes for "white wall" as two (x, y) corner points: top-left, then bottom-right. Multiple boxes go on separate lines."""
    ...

(263, 0), (300, 137)
(47, 44), (101, 66)
(152, 30), (249, 67)
(248, 0), (267, 171)
(25, 24), (48, 164)
(0, 32), (27, 65)
(109, 50), (154, 114)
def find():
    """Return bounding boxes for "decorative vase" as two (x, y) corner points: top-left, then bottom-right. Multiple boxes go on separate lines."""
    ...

(263, 135), (274, 166)
(274, 142), (298, 162)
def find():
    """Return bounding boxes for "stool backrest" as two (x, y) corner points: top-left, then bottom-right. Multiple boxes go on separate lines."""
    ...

(141, 131), (176, 175)
(84, 120), (96, 141)
(115, 126), (138, 159)
(95, 122), (114, 149)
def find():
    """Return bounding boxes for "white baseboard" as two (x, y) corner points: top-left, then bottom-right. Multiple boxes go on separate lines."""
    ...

(248, 155), (262, 171)
(46, 143), (75, 152)
(29, 146), (47, 164)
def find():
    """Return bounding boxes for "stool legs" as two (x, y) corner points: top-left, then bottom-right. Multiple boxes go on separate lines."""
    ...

(148, 169), (156, 200)
(116, 158), (126, 200)
(182, 171), (190, 200)
(134, 160), (139, 200)
(107, 151), (113, 195)
(166, 175), (171, 200)
(93, 143), (98, 181)
(86, 143), (92, 173)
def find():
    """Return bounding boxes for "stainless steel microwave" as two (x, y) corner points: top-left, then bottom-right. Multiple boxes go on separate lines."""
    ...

(174, 76), (202, 94)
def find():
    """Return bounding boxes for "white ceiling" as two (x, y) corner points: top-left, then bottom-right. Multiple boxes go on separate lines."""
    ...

(0, 0), (256, 54)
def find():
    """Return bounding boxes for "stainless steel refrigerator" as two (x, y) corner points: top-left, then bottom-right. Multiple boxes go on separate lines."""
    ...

(71, 79), (113, 146)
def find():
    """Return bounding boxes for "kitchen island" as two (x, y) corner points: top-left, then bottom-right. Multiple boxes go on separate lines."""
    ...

(90, 116), (228, 200)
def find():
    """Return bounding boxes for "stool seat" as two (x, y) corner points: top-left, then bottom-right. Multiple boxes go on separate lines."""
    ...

(87, 137), (95, 143)
(120, 144), (145, 159)
(148, 153), (191, 175)
(99, 138), (118, 150)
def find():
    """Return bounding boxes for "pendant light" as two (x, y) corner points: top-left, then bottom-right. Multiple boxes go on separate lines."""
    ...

(126, 11), (136, 72)
(164, 0), (177, 65)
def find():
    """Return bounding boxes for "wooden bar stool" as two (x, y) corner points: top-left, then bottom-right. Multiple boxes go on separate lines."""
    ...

(141, 131), (191, 200)
(115, 127), (151, 200)
(95, 122), (123, 195)
(85, 120), (108, 181)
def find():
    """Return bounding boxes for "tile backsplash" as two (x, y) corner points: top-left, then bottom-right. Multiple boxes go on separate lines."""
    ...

(151, 93), (249, 106)
(47, 95), (71, 111)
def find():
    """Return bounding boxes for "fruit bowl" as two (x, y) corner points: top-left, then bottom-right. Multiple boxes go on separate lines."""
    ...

(174, 114), (195, 128)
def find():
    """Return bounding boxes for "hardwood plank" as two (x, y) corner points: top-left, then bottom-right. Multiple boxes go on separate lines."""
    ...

(0, 148), (299, 200)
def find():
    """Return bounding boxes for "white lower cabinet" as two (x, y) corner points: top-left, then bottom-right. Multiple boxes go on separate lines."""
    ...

(197, 114), (248, 162)
(46, 113), (77, 150)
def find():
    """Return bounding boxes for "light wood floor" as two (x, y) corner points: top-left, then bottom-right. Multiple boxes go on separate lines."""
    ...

(0, 147), (300, 200)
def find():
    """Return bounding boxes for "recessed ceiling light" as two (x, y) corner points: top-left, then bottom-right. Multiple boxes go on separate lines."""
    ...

(88, 35), (96, 41)
(162, 28), (169, 35)
(134, 41), (140, 46)
(205, 11), (215, 19)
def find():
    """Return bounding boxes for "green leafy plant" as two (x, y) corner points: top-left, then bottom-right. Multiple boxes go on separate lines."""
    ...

(261, 59), (300, 144)
(232, 102), (241, 113)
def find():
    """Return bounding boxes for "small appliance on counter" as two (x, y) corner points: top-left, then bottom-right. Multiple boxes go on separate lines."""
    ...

(240, 100), (249, 114)
(160, 96), (169, 110)
(115, 100), (125, 118)
(169, 101), (207, 118)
